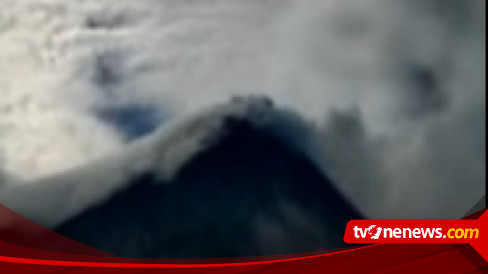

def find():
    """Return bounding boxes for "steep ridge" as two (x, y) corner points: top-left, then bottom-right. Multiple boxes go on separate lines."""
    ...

(55, 101), (363, 258)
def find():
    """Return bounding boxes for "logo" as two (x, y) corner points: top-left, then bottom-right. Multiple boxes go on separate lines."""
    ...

(366, 225), (382, 239)
(343, 211), (488, 261)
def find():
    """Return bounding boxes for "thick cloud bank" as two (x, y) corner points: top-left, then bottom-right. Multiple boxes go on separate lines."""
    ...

(0, 0), (485, 223)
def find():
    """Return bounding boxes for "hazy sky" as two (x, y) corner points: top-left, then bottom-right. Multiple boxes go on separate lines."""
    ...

(0, 0), (485, 219)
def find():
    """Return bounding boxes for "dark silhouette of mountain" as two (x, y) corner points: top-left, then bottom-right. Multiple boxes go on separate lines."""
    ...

(55, 115), (363, 258)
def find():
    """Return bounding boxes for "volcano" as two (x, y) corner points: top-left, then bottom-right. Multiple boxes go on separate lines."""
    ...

(2, 98), (363, 258)
(54, 100), (362, 258)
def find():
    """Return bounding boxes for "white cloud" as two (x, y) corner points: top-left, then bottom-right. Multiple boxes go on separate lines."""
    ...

(0, 0), (484, 218)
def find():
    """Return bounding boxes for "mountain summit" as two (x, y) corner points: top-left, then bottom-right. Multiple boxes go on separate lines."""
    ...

(55, 97), (363, 258)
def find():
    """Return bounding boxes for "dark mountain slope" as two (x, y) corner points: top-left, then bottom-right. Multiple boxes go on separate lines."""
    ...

(56, 116), (362, 258)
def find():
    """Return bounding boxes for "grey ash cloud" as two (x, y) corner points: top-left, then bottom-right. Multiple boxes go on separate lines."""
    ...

(0, 0), (484, 233)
